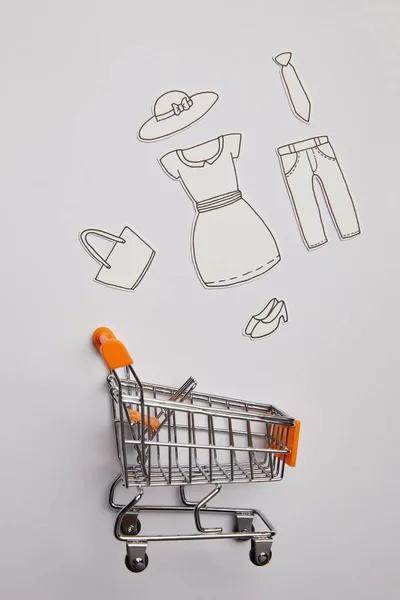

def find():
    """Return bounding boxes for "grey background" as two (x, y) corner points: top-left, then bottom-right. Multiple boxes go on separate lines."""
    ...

(1, 1), (399, 598)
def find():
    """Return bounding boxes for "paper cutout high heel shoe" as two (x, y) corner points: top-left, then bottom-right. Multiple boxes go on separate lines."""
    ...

(244, 298), (278, 336)
(251, 300), (288, 339)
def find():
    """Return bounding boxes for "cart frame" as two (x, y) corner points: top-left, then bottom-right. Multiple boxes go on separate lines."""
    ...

(93, 327), (300, 572)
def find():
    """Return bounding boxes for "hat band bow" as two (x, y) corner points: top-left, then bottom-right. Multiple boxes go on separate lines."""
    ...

(156, 96), (193, 122)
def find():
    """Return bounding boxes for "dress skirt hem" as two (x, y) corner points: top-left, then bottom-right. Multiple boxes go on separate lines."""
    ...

(202, 254), (281, 288)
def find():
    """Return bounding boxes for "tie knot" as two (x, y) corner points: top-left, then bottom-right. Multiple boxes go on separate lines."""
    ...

(274, 52), (292, 67)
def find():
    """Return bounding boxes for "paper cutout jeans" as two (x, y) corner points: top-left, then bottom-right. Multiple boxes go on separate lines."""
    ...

(278, 136), (361, 249)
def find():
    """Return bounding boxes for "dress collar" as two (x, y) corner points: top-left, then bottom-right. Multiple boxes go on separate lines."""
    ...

(177, 136), (224, 168)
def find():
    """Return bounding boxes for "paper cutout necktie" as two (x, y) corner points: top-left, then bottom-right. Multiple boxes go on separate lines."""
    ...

(274, 52), (311, 123)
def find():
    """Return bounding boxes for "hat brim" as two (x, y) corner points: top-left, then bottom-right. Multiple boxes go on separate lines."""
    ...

(138, 91), (219, 142)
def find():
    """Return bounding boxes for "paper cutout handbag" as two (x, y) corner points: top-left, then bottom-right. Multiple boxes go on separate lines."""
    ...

(80, 226), (155, 291)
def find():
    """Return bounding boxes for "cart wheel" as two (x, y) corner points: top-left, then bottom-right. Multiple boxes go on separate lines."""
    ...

(125, 552), (149, 573)
(249, 547), (272, 567)
(121, 517), (141, 536)
(234, 524), (255, 541)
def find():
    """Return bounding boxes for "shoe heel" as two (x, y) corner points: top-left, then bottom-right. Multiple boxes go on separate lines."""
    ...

(282, 303), (289, 323)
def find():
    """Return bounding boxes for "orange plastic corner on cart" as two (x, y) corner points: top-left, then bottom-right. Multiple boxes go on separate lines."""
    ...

(271, 419), (301, 467)
(284, 420), (301, 467)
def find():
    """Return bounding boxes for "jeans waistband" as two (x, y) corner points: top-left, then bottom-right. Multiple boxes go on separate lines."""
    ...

(196, 190), (242, 213)
(278, 136), (329, 156)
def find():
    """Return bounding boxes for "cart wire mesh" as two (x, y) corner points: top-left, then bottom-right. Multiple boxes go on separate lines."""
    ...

(107, 368), (296, 488)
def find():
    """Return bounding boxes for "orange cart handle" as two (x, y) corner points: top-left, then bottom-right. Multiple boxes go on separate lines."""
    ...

(128, 409), (160, 433)
(92, 327), (133, 370)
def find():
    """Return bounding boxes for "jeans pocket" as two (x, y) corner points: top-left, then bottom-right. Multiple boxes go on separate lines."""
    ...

(316, 142), (336, 160)
(281, 152), (299, 177)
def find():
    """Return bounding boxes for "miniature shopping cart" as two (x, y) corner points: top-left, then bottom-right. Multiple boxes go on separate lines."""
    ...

(93, 327), (300, 573)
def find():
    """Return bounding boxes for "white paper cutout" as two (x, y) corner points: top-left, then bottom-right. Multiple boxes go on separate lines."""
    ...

(160, 133), (281, 288)
(244, 298), (278, 336)
(138, 90), (219, 142)
(277, 136), (361, 250)
(273, 52), (311, 123)
(244, 298), (288, 340)
(79, 226), (155, 291)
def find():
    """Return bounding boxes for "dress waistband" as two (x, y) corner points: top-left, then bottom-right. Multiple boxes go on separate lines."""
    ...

(278, 136), (329, 156)
(196, 190), (242, 213)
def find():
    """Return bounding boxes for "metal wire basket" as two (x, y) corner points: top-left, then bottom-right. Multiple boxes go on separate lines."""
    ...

(93, 327), (300, 572)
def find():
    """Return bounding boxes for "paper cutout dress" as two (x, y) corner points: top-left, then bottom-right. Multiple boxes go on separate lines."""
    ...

(160, 133), (280, 288)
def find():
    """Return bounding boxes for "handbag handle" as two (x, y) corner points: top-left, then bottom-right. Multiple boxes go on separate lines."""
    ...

(79, 229), (125, 269)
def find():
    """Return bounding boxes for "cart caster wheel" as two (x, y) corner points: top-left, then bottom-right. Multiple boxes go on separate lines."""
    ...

(125, 553), (149, 573)
(249, 547), (272, 566)
(235, 524), (255, 541)
(121, 517), (141, 536)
